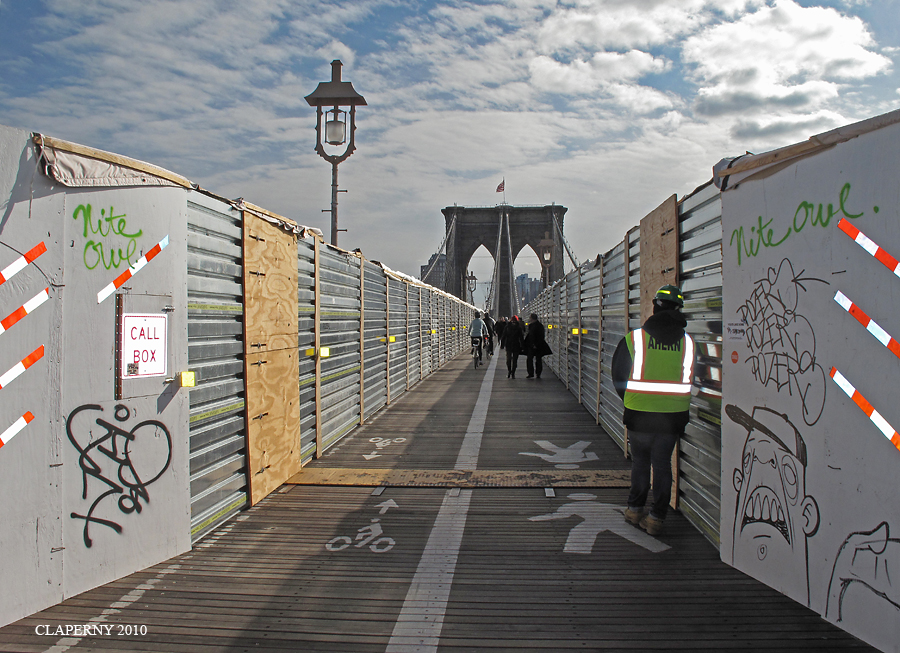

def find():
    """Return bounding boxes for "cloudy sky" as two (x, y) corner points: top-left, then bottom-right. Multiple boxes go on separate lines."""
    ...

(1, 0), (898, 305)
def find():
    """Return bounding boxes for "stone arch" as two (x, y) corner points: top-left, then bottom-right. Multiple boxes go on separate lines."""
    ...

(441, 204), (566, 317)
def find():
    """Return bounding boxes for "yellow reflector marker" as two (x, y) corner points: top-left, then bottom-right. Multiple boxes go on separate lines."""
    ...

(389, 336), (396, 342)
(320, 347), (330, 357)
(582, 328), (588, 334)
(180, 371), (196, 387)
(572, 328), (579, 334)
(305, 348), (316, 356)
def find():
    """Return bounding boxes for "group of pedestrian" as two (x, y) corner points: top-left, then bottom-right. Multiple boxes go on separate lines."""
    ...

(471, 312), (552, 379)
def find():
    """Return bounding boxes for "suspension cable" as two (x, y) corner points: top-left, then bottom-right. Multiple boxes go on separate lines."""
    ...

(421, 214), (457, 285)
(551, 210), (579, 269)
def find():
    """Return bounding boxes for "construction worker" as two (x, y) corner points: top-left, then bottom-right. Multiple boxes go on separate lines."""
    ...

(611, 284), (695, 536)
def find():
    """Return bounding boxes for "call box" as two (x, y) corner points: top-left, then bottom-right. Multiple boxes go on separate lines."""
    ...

(121, 313), (168, 378)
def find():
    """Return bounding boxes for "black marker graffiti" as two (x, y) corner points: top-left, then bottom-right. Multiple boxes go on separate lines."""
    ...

(826, 521), (900, 623)
(66, 404), (172, 548)
(726, 404), (820, 606)
(736, 258), (829, 426)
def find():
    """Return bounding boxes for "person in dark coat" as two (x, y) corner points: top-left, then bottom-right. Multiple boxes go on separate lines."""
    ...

(524, 313), (552, 378)
(503, 315), (525, 378)
(494, 317), (507, 349)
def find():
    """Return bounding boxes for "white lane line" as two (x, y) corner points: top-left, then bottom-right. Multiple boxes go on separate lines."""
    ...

(455, 353), (497, 471)
(386, 353), (498, 652)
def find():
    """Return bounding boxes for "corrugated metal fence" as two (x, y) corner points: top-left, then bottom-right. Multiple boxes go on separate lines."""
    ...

(524, 182), (723, 545)
(188, 200), (475, 542)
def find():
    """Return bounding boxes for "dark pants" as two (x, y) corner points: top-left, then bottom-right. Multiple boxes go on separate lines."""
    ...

(506, 350), (519, 376)
(627, 429), (679, 520)
(526, 354), (543, 378)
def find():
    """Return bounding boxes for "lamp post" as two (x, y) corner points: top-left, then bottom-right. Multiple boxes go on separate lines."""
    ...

(465, 271), (477, 305)
(538, 231), (554, 287)
(305, 60), (367, 247)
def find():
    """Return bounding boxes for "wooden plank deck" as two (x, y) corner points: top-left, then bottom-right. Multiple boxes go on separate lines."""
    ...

(0, 352), (877, 652)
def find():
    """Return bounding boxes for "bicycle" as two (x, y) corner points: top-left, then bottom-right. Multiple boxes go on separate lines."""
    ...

(471, 336), (483, 369)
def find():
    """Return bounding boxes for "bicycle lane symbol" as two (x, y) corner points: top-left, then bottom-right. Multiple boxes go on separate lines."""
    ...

(363, 436), (406, 460)
(325, 499), (399, 553)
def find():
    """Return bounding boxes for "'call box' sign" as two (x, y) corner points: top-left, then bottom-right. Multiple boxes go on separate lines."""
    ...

(121, 313), (168, 378)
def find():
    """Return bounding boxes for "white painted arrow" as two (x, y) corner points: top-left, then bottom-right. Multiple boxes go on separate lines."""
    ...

(519, 440), (599, 466)
(363, 452), (381, 460)
(376, 499), (399, 514)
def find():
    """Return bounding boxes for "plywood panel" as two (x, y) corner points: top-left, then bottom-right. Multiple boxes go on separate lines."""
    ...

(243, 214), (298, 343)
(246, 348), (301, 504)
(639, 194), (678, 325)
(638, 194), (680, 509)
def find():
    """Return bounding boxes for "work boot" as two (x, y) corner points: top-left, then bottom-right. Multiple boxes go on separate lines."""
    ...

(624, 507), (643, 526)
(639, 514), (664, 536)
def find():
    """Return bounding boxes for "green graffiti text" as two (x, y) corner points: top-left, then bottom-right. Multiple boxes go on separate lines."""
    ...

(73, 204), (143, 270)
(730, 182), (865, 266)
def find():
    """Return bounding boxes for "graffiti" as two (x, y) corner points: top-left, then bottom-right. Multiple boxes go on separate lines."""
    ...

(730, 182), (866, 265)
(737, 258), (829, 425)
(72, 204), (143, 270)
(726, 404), (820, 605)
(826, 521), (900, 623)
(66, 404), (171, 548)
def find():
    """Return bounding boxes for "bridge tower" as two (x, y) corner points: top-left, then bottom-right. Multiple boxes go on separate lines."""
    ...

(441, 204), (566, 317)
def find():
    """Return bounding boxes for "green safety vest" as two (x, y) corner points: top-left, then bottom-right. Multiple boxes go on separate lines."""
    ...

(624, 328), (695, 413)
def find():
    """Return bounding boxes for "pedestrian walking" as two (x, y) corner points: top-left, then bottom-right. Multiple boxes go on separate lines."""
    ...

(503, 315), (525, 378)
(524, 312), (552, 378)
(611, 285), (695, 536)
(494, 316), (507, 349)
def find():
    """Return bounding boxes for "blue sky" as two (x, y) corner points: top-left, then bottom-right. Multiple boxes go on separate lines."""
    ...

(1, 0), (898, 305)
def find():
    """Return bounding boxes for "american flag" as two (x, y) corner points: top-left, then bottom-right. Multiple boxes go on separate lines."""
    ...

(496, 180), (504, 193)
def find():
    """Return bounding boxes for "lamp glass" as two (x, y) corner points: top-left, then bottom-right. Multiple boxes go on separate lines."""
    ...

(325, 114), (346, 145)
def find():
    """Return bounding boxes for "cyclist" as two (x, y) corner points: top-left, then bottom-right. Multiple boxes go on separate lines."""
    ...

(469, 311), (488, 365)
(483, 311), (496, 357)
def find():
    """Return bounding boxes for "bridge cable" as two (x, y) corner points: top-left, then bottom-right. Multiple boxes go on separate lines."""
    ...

(421, 214), (457, 286)
(551, 210), (579, 269)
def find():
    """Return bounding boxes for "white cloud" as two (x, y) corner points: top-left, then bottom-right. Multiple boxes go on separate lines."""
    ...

(683, 0), (891, 119)
(1, 0), (897, 282)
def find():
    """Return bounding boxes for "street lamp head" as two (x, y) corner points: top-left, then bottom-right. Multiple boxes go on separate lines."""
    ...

(306, 60), (367, 165)
(304, 60), (367, 109)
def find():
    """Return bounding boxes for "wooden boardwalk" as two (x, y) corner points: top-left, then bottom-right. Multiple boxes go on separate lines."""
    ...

(0, 353), (876, 652)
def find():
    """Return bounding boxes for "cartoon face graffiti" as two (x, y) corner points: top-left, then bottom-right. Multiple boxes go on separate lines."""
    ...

(726, 404), (820, 603)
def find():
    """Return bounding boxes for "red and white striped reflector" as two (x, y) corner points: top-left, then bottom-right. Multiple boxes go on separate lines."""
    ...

(0, 411), (35, 449)
(97, 235), (169, 304)
(833, 291), (900, 360)
(830, 367), (900, 451)
(838, 218), (900, 278)
(0, 242), (47, 286)
(0, 288), (50, 337)
(0, 345), (44, 389)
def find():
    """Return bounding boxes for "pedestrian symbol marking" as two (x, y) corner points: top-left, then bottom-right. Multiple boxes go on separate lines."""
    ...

(529, 493), (670, 554)
(519, 440), (598, 469)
